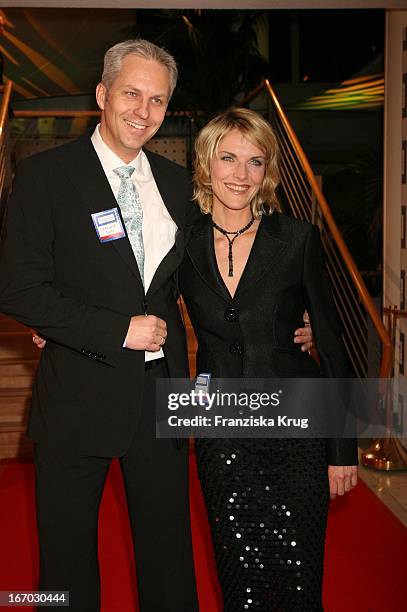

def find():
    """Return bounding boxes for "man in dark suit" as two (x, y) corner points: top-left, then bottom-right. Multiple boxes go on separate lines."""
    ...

(0, 40), (198, 612)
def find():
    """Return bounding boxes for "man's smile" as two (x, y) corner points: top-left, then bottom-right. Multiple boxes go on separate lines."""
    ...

(123, 118), (148, 131)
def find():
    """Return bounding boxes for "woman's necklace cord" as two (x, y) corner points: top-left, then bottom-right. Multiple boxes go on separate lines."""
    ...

(212, 215), (255, 277)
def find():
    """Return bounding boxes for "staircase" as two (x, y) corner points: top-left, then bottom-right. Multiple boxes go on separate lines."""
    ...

(0, 314), (38, 459)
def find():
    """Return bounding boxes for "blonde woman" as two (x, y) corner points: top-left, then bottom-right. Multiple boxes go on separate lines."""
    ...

(179, 107), (357, 611)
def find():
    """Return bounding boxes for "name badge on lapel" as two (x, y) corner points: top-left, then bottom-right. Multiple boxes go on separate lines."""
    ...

(91, 208), (126, 243)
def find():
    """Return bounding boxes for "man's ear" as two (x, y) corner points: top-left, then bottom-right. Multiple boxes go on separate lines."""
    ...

(96, 83), (106, 111)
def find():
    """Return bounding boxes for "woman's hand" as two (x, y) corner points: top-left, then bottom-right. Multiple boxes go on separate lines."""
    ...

(328, 465), (358, 500)
(294, 310), (313, 352)
(33, 310), (312, 353)
(32, 332), (46, 349)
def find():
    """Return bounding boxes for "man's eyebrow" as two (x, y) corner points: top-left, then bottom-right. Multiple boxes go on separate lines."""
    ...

(121, 85), (168, 98)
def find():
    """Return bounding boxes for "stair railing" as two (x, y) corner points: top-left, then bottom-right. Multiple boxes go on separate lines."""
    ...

(241, 79), (407, 470)
(0, 80), (13, 232)
(241, 79), (391, 380)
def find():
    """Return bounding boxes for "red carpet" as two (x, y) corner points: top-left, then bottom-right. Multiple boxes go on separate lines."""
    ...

(0, 452), (406, 611)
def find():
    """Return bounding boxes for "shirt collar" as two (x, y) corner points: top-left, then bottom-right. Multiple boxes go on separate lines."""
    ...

(91, 124), (152, 182)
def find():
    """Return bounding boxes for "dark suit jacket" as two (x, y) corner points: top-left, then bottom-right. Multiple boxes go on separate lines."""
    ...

(0, 133), (191, 456)
(179, 211), (358, 465)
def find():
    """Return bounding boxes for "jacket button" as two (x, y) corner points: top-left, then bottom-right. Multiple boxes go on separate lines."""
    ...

(225, 307), (238, 322)
(229, 342), (243, 357)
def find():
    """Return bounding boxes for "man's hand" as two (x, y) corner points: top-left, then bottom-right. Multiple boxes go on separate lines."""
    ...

(32, 314), (168, 353)
(294, 310), (313, 352)
(125, 315), (167, 351)
(328, 465), (358, 500)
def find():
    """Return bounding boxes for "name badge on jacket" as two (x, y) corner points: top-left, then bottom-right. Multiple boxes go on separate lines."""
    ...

(91, 208), (126, 243)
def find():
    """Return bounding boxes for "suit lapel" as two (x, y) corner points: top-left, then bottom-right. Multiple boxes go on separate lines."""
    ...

(61, 138), (190, 294)
(147, 233), (183, 297)
(186, 212), (289, 301)
(59, 133), (143, 286)
(144, 150), (187, 297)
(186, 215), (231, 301)
(235, 213), (289, 298)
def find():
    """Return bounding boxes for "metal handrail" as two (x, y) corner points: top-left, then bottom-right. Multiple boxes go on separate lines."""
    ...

(13, 110), (101, 118)
(0, 80), (13, 232)
(0, 81), (12, 139)
(11, 109), (197, 118)
(243, 79), (391, 378)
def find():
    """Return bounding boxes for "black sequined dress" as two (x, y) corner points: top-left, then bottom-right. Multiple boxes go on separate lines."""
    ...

(195, 438), (328, 611)
(179, 213), (358, 611)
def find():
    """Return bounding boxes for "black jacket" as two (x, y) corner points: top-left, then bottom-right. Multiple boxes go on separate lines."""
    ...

(179, 211), (358, 465)
(0, 133), (191, 456)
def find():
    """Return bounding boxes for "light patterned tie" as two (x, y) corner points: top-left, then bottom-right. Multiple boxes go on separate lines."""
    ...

(114, 165), (144, 284)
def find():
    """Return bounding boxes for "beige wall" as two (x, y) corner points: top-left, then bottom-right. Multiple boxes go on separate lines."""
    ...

(383, 10), (407, 400)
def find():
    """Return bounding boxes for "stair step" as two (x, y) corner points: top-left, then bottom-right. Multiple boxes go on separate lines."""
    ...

(0, 387), (31, 397)
(0, 394), (30, 425)
(0, 359), (38, 369)
(0, 361), (37, 390)
(0, 332), (39, 361)
(0, 421), (27, 432)
(0, 302), (35, 455)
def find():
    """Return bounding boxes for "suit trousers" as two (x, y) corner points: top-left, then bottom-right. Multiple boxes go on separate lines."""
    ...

(34, 360), (198, 612)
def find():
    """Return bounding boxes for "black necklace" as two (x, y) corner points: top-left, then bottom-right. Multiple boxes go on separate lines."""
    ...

(212, 215), (255, 277)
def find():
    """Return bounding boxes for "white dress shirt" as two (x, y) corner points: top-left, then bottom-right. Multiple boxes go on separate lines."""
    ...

(91, 125), (177, 360)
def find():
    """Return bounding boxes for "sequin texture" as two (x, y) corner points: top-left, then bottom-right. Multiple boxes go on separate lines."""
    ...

(195, 438), (329, 611)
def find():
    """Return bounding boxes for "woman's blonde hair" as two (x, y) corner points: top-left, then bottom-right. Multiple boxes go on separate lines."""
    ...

(193, 107), (281, 217)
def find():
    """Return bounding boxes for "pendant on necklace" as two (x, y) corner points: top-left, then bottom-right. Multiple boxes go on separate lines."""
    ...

(212, 215), (255, 277)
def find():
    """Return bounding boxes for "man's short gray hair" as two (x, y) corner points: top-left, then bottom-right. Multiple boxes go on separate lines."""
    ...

(101, 39), (178, 98)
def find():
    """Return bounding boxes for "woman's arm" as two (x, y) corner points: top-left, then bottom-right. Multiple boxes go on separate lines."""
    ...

(302, 224), (358, 496)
